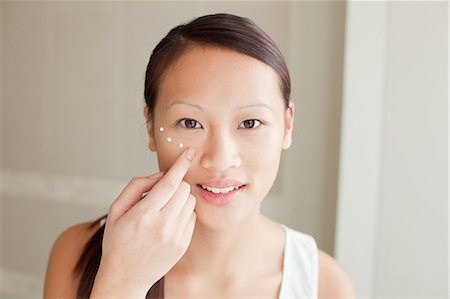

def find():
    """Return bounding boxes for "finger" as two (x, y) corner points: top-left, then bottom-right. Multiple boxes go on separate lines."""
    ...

(160, 181), (191, 217)
(175, 194), (197, 225)
(144, 147), (195, 209)
(180, 210), (197, 245)
(107, 172), (164, 225)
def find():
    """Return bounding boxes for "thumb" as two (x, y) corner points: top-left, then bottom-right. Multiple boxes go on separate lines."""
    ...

(141, 172), (165, 198)
(107, 172), (164, 225)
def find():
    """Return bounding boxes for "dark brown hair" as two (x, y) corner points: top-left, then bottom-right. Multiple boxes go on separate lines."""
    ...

(74, 13), (291, 299)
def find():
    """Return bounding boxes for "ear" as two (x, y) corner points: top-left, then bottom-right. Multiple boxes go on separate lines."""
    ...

(144, 106), (157, 152)
(282, 101), (295, 150)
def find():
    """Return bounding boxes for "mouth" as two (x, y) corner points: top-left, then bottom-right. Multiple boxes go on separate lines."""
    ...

(196, 183), (246, 194)
(195, 183), (246, 206)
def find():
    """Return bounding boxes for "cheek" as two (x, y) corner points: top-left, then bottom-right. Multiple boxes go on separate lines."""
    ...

(242, 126), (284, 152)
(240, 139), (278, 169)
(154, 126), (193, 172)
(248, 148), (282, 204)
(156, 146), (180, 174)
(155, 121), (200, 148)
(245, 140), (281, 173)
(243, 129), (283, 186)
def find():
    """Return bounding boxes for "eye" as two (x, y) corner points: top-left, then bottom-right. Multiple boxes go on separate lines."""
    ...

(178, 118), (202, 129)
(239, 119), (262, 129)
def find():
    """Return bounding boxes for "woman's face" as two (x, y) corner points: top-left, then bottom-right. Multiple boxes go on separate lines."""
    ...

(145, 46), (294, 230)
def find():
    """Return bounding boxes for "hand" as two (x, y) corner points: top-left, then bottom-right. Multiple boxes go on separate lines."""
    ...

(91, 147), (197, 297)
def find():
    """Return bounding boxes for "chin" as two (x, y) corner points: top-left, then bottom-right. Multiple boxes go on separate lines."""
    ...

(196, 219), (242, 232)
(193, 199), (257, 232)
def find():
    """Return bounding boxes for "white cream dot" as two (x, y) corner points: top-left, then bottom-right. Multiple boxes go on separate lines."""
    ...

(166, 137), (172, 142)
(179, 143), (184, 148)
(159, 126), (164, 132)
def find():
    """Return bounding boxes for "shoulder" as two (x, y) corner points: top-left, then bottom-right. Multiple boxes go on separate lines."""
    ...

(318, 249), (356, 298)
(43, 220), (100, 298)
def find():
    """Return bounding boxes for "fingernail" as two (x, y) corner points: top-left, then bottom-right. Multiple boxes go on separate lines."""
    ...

(186, 147), (196, 161)
(148, 172), (163, 179)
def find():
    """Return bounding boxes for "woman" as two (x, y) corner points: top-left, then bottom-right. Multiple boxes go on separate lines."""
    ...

(44, 13), (355, 298)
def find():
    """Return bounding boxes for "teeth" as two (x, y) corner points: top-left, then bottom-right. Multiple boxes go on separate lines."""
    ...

(200, 184), (241, 194)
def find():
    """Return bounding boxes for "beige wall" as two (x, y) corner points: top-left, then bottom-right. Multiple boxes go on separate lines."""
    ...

(335, 1), (447, 297)
(1, 2), (346, 296)
(374, 2), (447, 296)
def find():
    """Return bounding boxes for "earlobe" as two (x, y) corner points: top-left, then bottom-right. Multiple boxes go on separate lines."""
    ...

(282, 137), (292, 150)
(282, 135), (292, 150)
(282, 101), (295, 150)
(149, 138), (157, 152)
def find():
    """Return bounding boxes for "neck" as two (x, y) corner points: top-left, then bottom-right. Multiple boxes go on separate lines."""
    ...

(173, 212), (273, 282)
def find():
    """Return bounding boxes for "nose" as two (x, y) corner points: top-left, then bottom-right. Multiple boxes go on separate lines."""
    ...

(199, 130), (241, 172)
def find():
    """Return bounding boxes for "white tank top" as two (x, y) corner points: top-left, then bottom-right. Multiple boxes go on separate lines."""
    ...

(98, 219), (318, 297)
(279, 224), (319, 299)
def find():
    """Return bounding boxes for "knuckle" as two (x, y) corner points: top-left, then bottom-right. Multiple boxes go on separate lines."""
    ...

(180, 181), (191, 193)
(133, 214), (151, 232)
(128, 176), (143, 188)
(188, 194), (196, 207)
(158, 213), (170, 226)
(177, 242), (187, 255)
(108, 200), (119, 214)
(136, 214), (150, 230)
(172, 235), (187, 254)
(154, 229), (166, 244)
(134, 210), (159, 231)
(130, 176), (141, 184)
(156, 217), (173, 242)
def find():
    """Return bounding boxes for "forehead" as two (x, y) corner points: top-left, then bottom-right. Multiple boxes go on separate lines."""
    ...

(157, 46), (284, 110)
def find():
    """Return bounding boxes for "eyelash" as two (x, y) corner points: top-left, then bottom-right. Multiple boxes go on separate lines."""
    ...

(176, 118), (263, 130)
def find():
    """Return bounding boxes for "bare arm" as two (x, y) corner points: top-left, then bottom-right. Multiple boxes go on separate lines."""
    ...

(44, 221), (98, 298)
(318, 249), (356, 298)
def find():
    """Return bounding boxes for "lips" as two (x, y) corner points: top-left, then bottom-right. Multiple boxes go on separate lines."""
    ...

(197, 179), (245, 188)
(195, 184), (246, 206)
(194, 179), (247, 206)
(198, 184), (244, 194)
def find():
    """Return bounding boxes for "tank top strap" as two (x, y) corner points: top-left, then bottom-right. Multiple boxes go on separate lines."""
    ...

(279, 224), (319, 299)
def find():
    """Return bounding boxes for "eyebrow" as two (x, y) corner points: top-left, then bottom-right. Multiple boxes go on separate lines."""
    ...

(166, 100), (274, 112)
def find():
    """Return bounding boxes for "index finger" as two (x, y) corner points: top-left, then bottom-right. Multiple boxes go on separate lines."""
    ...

(144, 147), (196, 209)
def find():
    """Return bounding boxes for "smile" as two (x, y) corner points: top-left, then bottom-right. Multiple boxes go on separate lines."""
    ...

(198, 184), (243, 194)
(195, 184), (246, 206)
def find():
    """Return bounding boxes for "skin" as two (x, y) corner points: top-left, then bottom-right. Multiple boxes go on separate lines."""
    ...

(144, 45), (295, 294)
(43, 45), (355, 299)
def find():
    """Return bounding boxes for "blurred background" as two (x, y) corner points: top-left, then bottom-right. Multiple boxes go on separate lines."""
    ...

(0, 1), (447, 298)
